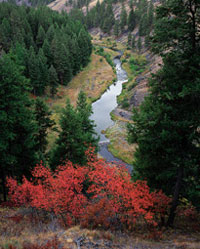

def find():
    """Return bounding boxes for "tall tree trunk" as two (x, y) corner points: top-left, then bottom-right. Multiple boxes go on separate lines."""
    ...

(167, 167), (183, 227)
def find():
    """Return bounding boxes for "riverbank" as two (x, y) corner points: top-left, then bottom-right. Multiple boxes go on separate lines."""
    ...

(47, 48), (116, 148)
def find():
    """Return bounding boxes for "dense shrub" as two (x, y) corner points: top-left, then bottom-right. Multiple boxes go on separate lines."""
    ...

(7, 148), (170, 230)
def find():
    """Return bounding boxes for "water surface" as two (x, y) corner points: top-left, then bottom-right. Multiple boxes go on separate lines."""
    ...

(91, 56), (128, 142)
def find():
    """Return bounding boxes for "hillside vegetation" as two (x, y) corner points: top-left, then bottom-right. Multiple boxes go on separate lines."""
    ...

(0, 0), (200, 248)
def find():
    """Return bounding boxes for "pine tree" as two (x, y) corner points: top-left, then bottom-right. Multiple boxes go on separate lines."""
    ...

(34, 98), (55, 160)
(50, 92), (98, 169)
(48, 65), (59, 96)
(37, 48), (49, 95)
(42, 38), (52, 66)
(128, 8), (136, 31)
(131, 36), (136, 50)
(76, 90), (98, 145)
(139, 13), (148, 36)
(36, 25), (46, 48)
(127, 32), (132, 46)
(28, 46), (40, 95)
(0, 18), (12, 52)
(128, 0), (200, 226)
(120, 6), (127, 32)
(0, 53), (38, 201)
(114, 20), (119, 37)
(137, 37), (142, 52)
(148, 0), (154, 27)
(51, 36), (72, 85)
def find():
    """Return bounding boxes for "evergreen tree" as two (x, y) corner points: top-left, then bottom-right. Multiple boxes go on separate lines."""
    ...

(0, 18), (12, 52)
(114, 20), (119, 37)
(36, 25), (46, 48)
(102, 3), (115, 34)
(77, 29), (92, 67)
(28, 46), (40, 95)
(120, 6), (127, 32)
(0, 53), (38, 201)
(148, 0), (154, 27)
(127, 32), (132, 46)
(50, 92), (98, 169)
(51, 36), (72, 85)
(37, 48), (49, 94)
(139, 13), (148, 36)
(128, 0), (200, 226)
(145, 34), (150, 48)
(128, 8), (136, 31)
(49, 65), (59, 96)
(42, 38), (52, 66)
(76, 90), (98, 145)
(137, 37), (142, 52)
(131, 35), (136, 50)
(34, 98), (55, 160)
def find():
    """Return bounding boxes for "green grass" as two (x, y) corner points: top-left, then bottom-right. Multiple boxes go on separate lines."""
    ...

(105, 122), (136, 165)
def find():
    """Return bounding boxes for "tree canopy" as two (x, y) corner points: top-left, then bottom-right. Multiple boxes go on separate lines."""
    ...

(0, 2), (92, 96)
(128, 0), (200, 226)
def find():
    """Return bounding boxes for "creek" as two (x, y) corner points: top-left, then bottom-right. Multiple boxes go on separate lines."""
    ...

(90, 52), (132, 171)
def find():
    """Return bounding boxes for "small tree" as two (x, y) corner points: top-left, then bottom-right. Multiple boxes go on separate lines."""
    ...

(131, 36), (136, 50)
(127, 32), (132, 46)
(50, 91), (99, 169)
(114, 20), (119, 37)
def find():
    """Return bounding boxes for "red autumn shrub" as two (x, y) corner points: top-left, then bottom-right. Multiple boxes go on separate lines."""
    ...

(7, 148), (170, 230)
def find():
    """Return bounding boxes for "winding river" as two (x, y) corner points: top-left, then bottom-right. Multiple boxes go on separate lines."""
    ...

(90, 53), (132, 170)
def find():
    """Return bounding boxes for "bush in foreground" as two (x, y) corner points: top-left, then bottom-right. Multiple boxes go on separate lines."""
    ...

(7, 148), (170, 230)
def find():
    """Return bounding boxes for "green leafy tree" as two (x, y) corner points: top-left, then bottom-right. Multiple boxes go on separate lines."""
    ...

(128, 0), (200, 226)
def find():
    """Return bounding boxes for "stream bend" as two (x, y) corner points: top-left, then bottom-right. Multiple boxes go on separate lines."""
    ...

(90, 52), (132, 171)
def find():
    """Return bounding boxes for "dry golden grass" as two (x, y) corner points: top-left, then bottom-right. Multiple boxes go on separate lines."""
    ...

(1, 206), (200, 249)
(51, 53), (115, 108)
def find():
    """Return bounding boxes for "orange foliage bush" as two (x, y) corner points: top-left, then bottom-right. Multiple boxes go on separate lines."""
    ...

(7, 148), (170, 230)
